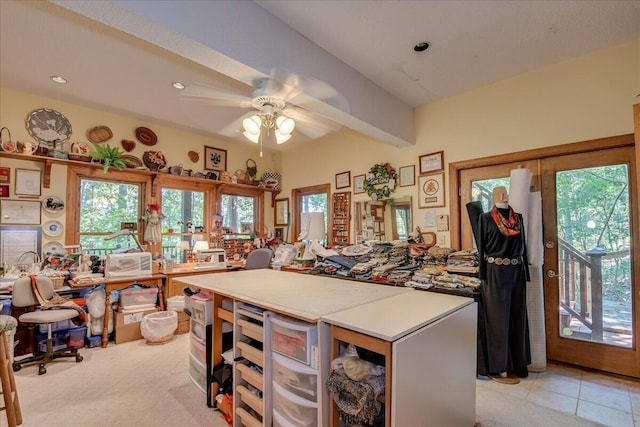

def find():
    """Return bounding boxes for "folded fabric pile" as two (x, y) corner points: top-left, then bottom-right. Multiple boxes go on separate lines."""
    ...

(371, 263), (398, 282)
(326, 369), (385, 426)
(422, 245), (453, 268)
(432, 272), (482, 289)
(386, 241), (409, 266)
(446, 249), (479, 274)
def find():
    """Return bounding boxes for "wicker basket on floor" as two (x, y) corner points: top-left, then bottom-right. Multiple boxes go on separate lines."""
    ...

(175, 311), (190, 335)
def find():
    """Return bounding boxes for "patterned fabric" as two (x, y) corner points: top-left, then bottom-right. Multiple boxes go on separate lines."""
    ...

(490, 206), (521, 236)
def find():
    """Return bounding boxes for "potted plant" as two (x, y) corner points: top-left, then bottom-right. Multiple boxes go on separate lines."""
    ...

(90, 143), (129, 173)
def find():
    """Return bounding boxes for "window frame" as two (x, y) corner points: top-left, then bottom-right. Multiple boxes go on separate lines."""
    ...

(217, 184), (265, 236)
(66, 165), (153, 248)
(292, 183), (331, 244)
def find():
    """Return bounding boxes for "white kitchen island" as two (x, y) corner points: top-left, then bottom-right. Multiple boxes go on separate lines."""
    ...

(175, 269), (476, 427)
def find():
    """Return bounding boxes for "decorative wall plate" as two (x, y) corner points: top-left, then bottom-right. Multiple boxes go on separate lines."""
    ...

(86, 126), (113, 143)
(142, 151), (166, 171)
(42, 196), (64, 213)
(135, 127), (157, 146)
(26, 108), (72, 144)
(43, 220), (64, 237)
(43, 241), (64, 256)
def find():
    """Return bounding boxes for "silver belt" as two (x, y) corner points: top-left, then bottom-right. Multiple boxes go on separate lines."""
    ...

(486, 256), (522, 266)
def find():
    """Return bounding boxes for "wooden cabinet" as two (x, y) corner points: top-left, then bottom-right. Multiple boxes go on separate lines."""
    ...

(331, 192), (351, 245)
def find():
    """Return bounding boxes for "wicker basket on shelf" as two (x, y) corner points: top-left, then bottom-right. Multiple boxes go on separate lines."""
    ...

(175, 311), (190, 335)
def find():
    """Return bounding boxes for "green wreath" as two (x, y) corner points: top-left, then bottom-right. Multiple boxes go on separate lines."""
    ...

(363, 163), (397, 200)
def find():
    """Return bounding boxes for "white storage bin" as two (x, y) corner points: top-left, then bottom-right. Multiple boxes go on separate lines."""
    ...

(271, 314), (317, 365)
(189, 353), (206, 394)
(190, 318), (206, 342)
(120, 287), (158, 308)
(189, 333), (207, 366)
(189, 294), (212, 325)
(273, 352), (318, 402)
(272, 381), (318, 427)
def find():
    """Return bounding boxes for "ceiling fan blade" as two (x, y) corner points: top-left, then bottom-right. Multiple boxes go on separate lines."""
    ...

(283, 106), (342, 132)
(181, 82), (253, 108)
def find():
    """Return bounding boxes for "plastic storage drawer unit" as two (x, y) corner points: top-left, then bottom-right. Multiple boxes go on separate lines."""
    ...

(190, 318), (206, 342)
(189, 353), (207, 394)
(272, 352), (318, 402)
(271, 315), (318, 366)
(189, 333), (207, 366)
(119, 287), (158, 308)
(189, 294), (212, 325)
(272, 381), (318, 427)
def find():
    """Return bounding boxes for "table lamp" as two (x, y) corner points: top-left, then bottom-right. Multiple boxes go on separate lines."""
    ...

(192, 240), (210, 261)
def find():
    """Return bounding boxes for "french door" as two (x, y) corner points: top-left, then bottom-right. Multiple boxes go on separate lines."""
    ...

(541, 146), (638, 377)
(456, 137), (638, 378)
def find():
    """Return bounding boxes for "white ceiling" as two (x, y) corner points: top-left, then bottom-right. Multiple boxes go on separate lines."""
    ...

(1, 1), (638, 152)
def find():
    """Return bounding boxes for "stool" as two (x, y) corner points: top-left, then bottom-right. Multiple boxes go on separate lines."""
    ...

(0, 315), (22, 426)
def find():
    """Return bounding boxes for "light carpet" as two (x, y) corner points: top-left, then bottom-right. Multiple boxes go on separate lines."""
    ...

(11, 333), (602, 426)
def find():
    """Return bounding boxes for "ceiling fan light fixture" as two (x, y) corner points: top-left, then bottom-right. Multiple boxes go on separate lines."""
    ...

(276, 116), (295, 135)
(242, 115), (262, 134)
(243, 131), (260, 144)
(275, 130), (291, 145)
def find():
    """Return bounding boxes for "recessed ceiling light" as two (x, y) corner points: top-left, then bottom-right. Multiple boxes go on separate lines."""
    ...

(51, 75), (67, 84)
(172, 81), (185, 90)
(414, 41), (430, 52)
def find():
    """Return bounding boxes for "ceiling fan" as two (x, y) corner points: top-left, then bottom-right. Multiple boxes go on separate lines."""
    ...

(181, 70), (347, 156)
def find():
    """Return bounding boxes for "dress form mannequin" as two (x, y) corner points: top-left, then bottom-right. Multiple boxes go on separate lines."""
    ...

(478, 186), (531, 385)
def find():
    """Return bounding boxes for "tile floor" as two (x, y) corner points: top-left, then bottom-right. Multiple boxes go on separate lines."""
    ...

(476, 362), (640, 427)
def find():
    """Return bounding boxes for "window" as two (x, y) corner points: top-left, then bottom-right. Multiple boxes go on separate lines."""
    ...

(161, 187), (205, 262)
(218, 186), (264, 237)
(221, 194), (255, 234)
(67, 166), (152, 256)
(292, 184), (330, 243)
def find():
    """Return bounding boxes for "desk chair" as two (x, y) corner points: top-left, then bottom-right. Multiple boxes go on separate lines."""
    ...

(11, 276), (83, 375)
(245, 248), (273, 270)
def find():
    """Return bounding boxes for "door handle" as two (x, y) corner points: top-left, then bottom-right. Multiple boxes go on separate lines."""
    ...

(546, 269), (561, 279)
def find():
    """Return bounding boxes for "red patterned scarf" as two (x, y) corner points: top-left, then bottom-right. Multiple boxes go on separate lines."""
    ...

(490, 206), (521, 236)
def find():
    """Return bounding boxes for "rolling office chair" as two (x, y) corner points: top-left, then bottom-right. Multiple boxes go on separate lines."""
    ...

(11, 276), (83, 375)
(245, 248), (273, 270)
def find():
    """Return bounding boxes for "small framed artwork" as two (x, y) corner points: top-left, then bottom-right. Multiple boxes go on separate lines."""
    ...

(204, 146), (227, 171)
(15, 168), (41, 197)
(275, 198), (289, 226)
(418, 172), (446, 209)
(0, 185), (8, 197)
(274, 227), (284, 240)
(353, 174), (365, 194)
(335, 171), (351, 189)
(399, 165), (415, 187)
(419, 150), (444, 175)
(0, 199), (41, 224)
(0, 167), (9, 183)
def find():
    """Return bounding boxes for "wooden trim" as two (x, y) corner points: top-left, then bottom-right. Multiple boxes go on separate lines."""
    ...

(449, 133), (635, 250)
(65, 165), (153, 247)
(291, 183), (331, 244)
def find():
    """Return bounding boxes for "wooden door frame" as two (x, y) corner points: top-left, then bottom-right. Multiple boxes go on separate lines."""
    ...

(540, 145), (638, 377)
(449, 134), (635, 250)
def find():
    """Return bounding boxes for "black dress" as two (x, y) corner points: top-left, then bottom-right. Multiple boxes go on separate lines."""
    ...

(478, 207), (531, 377)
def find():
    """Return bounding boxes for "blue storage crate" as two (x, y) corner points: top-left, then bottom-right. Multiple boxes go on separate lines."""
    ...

(85, 335), (102, 348)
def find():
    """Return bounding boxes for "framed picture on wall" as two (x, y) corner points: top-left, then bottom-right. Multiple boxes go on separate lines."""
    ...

(399, 165), (415, 187)
(418, 172), (446, 208)
(353, 174), (365, 194)
(0, 199), (41, 224)
(335, 171), (351, 189)
(275, 198), (289, 226)
(204, 146), (227, 171)
(15, 168), (41, 196)
(419, 151), (444, 175)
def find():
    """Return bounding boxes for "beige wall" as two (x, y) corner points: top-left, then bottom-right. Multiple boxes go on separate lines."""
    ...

(280, 39), (639, 247)
(1, 39), (638, 249)
(0, 89), (281, 247)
